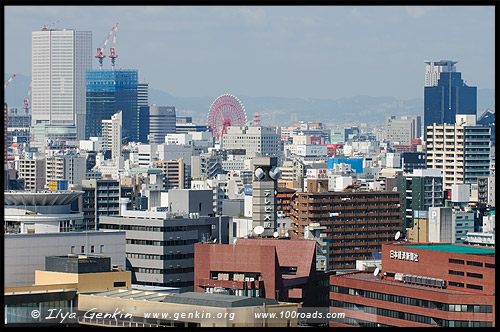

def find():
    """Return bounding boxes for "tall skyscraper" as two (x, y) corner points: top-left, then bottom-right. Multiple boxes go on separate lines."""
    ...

(148, 105), (176, 144)
(86, 69), (138, 142)
(424, 60), (457, 87)
(137, 83), (149, 111)
(423, 60), (477, 132)
(31, 28), (92, 145)
(137, 83), (149, 143)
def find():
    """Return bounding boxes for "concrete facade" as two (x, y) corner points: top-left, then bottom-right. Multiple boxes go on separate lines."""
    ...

(4, 231), (126, 287)
(99, 211), (229, 291)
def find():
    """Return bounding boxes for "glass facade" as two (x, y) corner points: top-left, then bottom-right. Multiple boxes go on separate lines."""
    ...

(424, 72), (477, 130)
(464, 127), (491, 183)
(86, 70), (138, 142)
(5, 299), (75, 324)
(332, 300), (492, 327)
(330, 285), (493, 313)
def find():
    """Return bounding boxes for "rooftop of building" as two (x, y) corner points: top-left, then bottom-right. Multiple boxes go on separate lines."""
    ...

(277, 187), (296, 194)
(162, 292), (279, 308)
(4, 190), (84, 206)
(396, 243), (495, 256)
(81, 289), (279, 307)
(232, 237), (316, 278)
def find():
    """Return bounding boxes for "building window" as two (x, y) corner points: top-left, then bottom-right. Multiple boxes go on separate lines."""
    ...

(449, 258), (464, 265)
(114, 281), (127, 287)
(448, 270), (464, 276)
(485, 263), (495, 268)
(100, 245), (104, 253)
(466, 261), (483, 267)
(70, 246), (75, 254)
(466, 284), (483, 291)
(448, 281), (464, 288)
(90, 245), (95, 253)
(81, 246), (85, 254)
(466, 272), (483, 279)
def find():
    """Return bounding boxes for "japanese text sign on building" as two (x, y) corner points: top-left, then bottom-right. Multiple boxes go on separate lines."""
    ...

(390, 250), (419, 262)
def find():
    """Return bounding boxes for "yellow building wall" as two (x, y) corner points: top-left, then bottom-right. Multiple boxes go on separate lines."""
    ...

(277, 180), (295, 190)
(34, 270), (131, 292)
(407, 217), (429, 243)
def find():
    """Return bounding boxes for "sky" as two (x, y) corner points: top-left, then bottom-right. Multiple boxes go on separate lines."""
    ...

(4, 5), (495, 100)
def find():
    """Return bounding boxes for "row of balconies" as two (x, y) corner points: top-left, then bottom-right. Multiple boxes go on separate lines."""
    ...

(305, 211), (401, 218)
(325, 226), (400, 233)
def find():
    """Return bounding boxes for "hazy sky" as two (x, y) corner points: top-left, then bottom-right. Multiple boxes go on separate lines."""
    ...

(4, 5), (495, 100)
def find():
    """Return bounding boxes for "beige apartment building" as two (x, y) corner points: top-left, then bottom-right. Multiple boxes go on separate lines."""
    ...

(18, 158), (46, 190)
(425, 115), (490, 191)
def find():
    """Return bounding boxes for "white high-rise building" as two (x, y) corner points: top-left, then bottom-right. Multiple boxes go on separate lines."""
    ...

(102, 111), (122, 161)
(222, 126), (281, 159)
(385, 115), (422, 145)
(31, 28), (92, 144)
(424, 60), (457, 87)
(137, 83), (149, 111)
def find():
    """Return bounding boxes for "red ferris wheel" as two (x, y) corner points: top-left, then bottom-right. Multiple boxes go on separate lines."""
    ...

(207, 94), (247, 140)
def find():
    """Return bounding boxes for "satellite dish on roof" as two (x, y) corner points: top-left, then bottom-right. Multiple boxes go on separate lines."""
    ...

(395, 231), (401, 241)
(373, 267), (380, 277)
(213, 238), (217, 243)
(254, 226), (265, 235)
(254, 168), (265, 180)
(269, 166), (281, 180)
(233, 238), (237, 245)
(273, 231), (279, 238)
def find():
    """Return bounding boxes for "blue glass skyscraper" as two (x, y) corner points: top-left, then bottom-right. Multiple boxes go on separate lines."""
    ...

(424, 66), (477, 130)
(86, 69), (139, 142)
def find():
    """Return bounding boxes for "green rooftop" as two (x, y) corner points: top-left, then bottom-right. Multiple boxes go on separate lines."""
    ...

(131, 167), (163, 174)
(400, 244), (495, 255)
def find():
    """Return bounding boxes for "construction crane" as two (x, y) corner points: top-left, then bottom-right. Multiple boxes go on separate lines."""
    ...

(23, 82), (32, 111)
(95, 24), (116, 69)
(42, 20), (59, 30)
(4, 74), (16, 89)
(109, 22), (119, 70)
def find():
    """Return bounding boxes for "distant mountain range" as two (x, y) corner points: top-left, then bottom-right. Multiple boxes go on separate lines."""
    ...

(5, 73), (495, 127)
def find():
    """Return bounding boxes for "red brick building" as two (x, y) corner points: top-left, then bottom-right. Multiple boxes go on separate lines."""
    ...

(194, 238), (331, 307)
(329, 243), (495, 327)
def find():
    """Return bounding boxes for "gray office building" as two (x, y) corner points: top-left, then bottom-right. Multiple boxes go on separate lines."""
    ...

(99, 210), (229, 291)
(167, 189), (213, 216)
(148, 105), (176, 144)
(4, 231), (126, 287)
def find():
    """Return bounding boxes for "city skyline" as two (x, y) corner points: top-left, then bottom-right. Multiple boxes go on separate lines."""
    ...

(4, 5), (495, 101)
